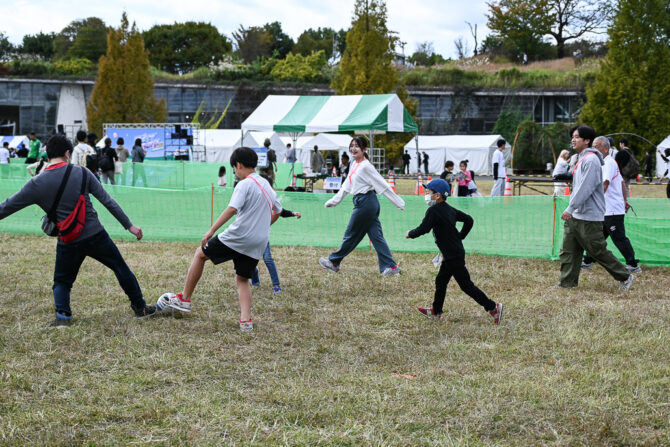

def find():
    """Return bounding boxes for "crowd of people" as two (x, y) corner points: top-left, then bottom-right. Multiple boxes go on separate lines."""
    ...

(0, 127), (659, 332)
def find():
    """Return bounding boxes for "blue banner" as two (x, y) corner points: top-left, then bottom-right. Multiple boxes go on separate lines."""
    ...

(105, 127), (193, 160)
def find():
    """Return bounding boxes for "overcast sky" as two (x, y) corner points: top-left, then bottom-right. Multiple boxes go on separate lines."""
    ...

(3, 0), (491, 59)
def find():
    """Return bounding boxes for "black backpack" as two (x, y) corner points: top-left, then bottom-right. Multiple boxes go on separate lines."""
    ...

(85, 148), (99, 172)
(615, 149), (640, 180)
(98, 148), (113, 171)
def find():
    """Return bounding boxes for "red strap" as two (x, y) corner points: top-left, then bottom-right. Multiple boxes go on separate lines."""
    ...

(571, 152), (595, 176)
(45, 162), (67, 171)
(248, 175), (276, 216)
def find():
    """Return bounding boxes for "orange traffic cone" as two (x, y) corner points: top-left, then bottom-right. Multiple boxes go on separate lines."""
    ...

(415, 172), (425, 195)
(503, 178), (513, 197)
(563, 185), (570, 195)
(427, 175), (432, 184)
(388, 170), (396, 193)
(291, 173), (296, 188)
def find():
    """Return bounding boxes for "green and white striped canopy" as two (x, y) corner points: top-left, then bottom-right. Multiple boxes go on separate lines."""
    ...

(241, 94), (418, 134)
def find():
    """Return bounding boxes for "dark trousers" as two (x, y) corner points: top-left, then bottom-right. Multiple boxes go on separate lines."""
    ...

(423, 162), (429, 174)
(403, 162), (409, 174)
(644, 166), (653, 180)
(667, 182), (670, 199)
(583, 214), (638, 267)
(328, 191), (396, 272)
(559, 218), (629, 287)
(53, 230), (145, 316)
(433, 257), (496, 315)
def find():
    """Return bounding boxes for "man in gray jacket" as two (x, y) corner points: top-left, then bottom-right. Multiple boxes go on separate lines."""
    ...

(0, 135), (156, 326)
(555, 125), (633, 290)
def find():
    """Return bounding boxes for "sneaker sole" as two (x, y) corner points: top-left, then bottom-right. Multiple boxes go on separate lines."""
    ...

(167, 303), (192, 313)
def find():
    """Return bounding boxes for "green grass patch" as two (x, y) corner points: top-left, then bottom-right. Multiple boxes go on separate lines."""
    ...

(1, 235), (669, 445)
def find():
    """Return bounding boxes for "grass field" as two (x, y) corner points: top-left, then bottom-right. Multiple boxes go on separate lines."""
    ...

(1, 233), (669, 445)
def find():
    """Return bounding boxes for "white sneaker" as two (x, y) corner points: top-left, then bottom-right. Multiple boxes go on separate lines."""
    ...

(581, 262), (592, 270)
(239, 318), (254, 331)
(619, 274), (634, 291)
(319, 257), (340, 273)
(626, 264), (642, 274)
(381, 266), (401, 276)
(164, 292), (192, 312)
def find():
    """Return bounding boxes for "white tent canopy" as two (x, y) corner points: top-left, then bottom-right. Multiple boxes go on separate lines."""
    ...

(657, 135), (670, 178)
(404, 135), (511, 175)
(295, 133), (352, 168)
(198, 129), (249, 162)
(0, 136), (28, 149)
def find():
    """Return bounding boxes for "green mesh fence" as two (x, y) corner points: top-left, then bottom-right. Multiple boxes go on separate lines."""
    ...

(1, 178), (669, 265)
(0, 160), (303, 190)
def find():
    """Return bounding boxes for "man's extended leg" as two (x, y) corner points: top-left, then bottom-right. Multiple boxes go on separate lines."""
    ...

(579, 219), (630, 282)
(559, 219), (584, 287)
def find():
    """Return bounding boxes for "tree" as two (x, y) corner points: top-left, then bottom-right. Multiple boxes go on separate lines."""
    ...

(143, 22), (231, 74)
(87, 13), (166, 137)
(232, 25), (272, 63)
(19, 32), (56, 59)
(486, 0), (555, 62)
(263, 22), (294, 59)
(545, 0), (613, 58)
(0, 32), (13, 61)
(53, 17), (108, 61)
(580, 0), (670, 146)
(332, 0), (397, 94)
(409, 41), (446, 66)
(332, 0), (417, 162)
(270, 50), (329, 82)
(487, 0), (613, 60)
(293, 27), (345, 60)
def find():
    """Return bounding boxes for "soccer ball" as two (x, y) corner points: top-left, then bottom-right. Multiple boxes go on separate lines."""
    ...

(157, 292), (176, 312)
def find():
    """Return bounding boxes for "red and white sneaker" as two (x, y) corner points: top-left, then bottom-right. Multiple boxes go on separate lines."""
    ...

(165, 292), (192, 313)
(489, 302), (503, 325)
(239, 318), (254, 331)
(416, 307), (440, 320)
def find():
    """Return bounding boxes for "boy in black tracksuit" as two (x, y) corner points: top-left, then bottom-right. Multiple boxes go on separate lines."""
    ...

(406, 179), (503, 324)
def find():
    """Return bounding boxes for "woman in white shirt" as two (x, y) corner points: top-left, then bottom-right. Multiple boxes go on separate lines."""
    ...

(319, 136), (405, 276)
(552, 149), (571, 195)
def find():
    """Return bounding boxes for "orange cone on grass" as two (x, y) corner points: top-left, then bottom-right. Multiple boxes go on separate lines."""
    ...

(388, 170), (396, 193)
(291, 173), (296, 188)
(564, 185), (570, 195)
(503, 177), (513, 197)
(415, 172), (425, 195)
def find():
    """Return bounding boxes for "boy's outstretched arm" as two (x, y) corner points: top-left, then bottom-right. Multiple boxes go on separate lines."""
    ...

(406, 212), (434, 239)
(202, 206), (237, 246)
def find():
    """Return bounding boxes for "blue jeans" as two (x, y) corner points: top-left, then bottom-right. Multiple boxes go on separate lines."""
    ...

(328, 191), (397, 272)
(253, 242), (280, 286)
(52, 230), (145, 316)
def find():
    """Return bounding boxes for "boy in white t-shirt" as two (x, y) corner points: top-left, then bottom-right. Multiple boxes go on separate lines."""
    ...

(160, 147), (282, 331)
(0, 142), (10, 164)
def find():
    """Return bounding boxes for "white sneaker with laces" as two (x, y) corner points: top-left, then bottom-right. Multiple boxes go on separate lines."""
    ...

(619, 274), (634, 291)
(626, 264), (642, 274)
(239, 319), (254, 331)
(164, 292), (192, 312)
(319, 257), (340, 273)
(381, 266), (401, 276)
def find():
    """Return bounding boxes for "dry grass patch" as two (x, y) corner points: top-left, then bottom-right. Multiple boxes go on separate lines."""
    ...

(0, 235), (669, 445)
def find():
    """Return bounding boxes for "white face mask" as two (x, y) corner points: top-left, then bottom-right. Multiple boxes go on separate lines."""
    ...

(424, 194), (436, 206)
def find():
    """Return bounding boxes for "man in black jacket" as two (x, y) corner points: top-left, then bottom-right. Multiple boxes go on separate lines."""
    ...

(406, 179), (503, 324)
(0, 135), (155, 327)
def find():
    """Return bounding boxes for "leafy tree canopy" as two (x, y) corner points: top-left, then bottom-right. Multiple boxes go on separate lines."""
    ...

(580, 0), (670, 146)
(87, 13), (166, 136)
(263, 21), (294, 59)
(143, 22), (231, 74)
(233, 25), (273, 64)
(19, 32), (56, 59)
(293, 27), (348, 60)
(54, 17), (108, 61)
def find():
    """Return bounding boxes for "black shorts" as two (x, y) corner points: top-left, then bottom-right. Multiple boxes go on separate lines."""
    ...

(201, 237), (258, 279)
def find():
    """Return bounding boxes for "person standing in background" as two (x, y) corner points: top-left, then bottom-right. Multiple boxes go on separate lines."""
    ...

(422, 151), (430, 175)
(311, 145), (324, 174)
(25, 132), (41, 164)
(491, 139), (507, 196)
(115, 137), (130, 185)
(643, 150), (653, 182)
(131, 138), (147, 187)
(285, 143), (296, 164)
(99, 138), (118, 185)
(258, 138), (277, 186)
(402, 150), (411, 174)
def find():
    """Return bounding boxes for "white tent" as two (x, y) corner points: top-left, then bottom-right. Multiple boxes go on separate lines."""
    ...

(199, 129), (250, 162)
(245, 131), (287, 162)
(296, 133), (352, 168)
(657, 135), (670, 178)
(403, 135), (511, 175)
(0, 135), (28, 149)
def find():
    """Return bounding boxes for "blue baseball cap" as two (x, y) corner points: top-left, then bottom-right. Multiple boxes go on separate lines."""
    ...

(426, 178), (451, 197)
